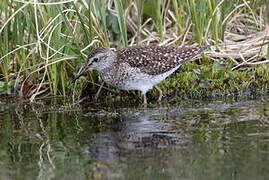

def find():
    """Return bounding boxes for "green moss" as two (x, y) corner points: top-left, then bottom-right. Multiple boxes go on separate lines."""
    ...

(156, 61), (269, 98)
(69, 60), (269, 102)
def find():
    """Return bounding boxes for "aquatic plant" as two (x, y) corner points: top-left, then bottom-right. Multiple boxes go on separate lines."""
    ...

(0, 0), (268, 101)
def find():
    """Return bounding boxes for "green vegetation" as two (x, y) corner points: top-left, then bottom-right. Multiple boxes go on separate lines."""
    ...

(0, 0), (268, 101)
(160, 63), (269, 99)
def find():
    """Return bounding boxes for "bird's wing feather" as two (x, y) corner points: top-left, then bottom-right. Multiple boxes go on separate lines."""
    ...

(117, 46), (208, 75)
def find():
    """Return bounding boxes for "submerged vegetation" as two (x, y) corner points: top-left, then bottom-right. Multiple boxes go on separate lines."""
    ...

(0, 0), (268, 102)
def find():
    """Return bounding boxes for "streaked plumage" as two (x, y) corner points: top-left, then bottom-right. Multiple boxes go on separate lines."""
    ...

(74, 45), (209, 104)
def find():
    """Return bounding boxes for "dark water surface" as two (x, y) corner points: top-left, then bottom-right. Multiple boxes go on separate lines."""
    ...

(1, 98), (269, 180)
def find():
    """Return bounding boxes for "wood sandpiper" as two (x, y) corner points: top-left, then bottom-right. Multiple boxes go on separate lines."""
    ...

(73, 45), (209, 104)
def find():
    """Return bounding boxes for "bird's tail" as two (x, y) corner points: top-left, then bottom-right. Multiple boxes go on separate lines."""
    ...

(179, 45), (210, 63)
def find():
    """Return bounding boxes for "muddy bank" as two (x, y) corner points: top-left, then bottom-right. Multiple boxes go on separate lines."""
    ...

(1, 63), (269, 104)
(76, 63), (269, 103)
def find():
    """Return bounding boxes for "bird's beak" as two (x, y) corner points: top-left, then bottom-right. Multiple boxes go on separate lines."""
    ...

(71, 64), (90, 83)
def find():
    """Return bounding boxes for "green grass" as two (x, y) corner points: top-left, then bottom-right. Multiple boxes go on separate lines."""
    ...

(0, 0), (268, 101)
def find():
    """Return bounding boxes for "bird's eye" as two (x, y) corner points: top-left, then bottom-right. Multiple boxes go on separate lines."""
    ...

(93, 57), (98, 62)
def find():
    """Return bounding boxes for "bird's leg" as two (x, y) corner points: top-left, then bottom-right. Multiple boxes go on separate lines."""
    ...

(155, 85), (163, 102)
(94, 82), (104, 100)
(141, 92), (147, 106)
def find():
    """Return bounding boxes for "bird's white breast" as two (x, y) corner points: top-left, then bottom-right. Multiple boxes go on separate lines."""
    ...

(124, 65), (181, 94)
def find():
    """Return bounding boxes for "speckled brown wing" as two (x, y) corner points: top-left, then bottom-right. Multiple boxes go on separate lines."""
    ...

(116, 45), (208, 75)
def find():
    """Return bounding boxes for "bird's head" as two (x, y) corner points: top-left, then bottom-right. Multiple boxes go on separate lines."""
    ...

(72, 47), (115, 82)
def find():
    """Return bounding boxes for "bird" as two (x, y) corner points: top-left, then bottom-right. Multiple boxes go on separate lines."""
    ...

(73, 45), (210, 104)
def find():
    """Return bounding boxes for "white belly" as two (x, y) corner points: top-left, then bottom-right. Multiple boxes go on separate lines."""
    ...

(124, 65), (181, 94)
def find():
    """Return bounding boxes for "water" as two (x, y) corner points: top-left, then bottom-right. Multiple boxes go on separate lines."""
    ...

(0, 98), (269, 180)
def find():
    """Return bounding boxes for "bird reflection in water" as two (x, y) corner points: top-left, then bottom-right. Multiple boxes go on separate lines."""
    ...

(87, 108), (190, 163)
